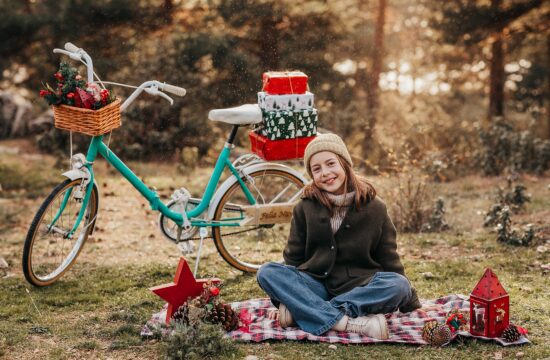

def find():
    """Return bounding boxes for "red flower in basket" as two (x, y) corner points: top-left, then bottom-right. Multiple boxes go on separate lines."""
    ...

(54, 72), (64, 82)
(100, 89), (110, 105)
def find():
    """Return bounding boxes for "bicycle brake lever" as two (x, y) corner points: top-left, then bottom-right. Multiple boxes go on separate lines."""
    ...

(144, 87), (174, 105)
(157, 91), (174, 105)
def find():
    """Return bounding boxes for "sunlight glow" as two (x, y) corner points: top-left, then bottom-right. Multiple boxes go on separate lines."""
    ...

(379, 67), (451, 95)
(331, 57), (528, 96)
(505, 80), (518, 91)
(333, 59), (356, 75)
(505, 63), (520, 73)
(519, 59), (531, 68)
(399, 62), (411, 73)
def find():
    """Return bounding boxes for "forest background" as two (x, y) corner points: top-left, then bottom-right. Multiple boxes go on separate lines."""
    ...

(1, 0), (549, 176)
(1, 0), (550, 359)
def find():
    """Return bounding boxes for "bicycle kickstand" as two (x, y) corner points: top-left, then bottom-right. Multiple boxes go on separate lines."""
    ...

(193, 227), (208, 277)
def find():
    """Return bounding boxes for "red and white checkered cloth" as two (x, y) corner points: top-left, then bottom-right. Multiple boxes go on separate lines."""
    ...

(141, 294), (529, 346)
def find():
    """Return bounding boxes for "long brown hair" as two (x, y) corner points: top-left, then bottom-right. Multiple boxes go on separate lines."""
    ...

(302, 154), (376, 214)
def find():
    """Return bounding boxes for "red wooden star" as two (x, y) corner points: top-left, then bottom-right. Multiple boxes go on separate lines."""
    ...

(150, 257), (220, 324)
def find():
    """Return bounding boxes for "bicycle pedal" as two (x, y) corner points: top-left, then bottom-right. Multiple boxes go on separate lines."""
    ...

(171, 187), (191, 202)
(177, 241), (194, 254)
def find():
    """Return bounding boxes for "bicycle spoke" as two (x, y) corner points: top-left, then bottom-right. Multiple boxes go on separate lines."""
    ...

(24, 179), (98, 285)
(213, 169), (304, 271)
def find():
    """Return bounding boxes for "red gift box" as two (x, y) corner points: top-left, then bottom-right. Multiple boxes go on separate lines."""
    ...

(262, 71), (308, 95)
(249, 130), (315, 161)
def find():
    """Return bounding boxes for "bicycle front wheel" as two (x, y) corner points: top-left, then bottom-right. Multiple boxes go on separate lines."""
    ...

(22, 178), (98, 286)
(212, 169), (305, 273)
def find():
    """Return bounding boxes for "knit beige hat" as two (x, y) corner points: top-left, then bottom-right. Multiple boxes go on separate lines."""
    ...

(304, 133), (353, 177)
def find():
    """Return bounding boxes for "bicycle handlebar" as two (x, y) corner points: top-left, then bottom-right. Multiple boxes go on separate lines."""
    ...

(64, 42), (80, 52)
(53, 49), (82, 61)
(161, 83), (187, 97)
(52, 43), (187, 111)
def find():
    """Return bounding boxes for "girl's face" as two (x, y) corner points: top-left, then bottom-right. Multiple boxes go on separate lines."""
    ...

(310, 151), (346, 195)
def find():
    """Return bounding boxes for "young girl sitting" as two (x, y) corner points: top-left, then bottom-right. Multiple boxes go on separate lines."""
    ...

(256, 133), (421, 339)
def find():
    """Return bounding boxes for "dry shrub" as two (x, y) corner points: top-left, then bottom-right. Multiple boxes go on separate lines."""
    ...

(477, 119), (550, 175)
(376, 93), (482, 180)
(389, 168), (432, 233)
(422, 197), (450, 232)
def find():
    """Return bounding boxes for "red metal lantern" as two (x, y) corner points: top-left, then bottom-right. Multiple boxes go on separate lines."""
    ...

(469, 268), (510, 338)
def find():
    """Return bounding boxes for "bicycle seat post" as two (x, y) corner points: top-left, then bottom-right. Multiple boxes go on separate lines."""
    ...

(226, 125), (239, 146)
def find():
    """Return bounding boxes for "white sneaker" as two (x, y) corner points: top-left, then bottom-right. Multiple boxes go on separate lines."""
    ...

(345, 314), (389, 339)
(278, 304), (296, 328)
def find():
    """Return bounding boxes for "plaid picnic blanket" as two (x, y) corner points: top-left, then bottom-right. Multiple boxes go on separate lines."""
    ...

(141, 294), (529, 346)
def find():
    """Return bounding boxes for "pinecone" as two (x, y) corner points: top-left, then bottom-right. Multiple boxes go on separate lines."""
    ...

(422, 320), (438, 342)
(422, 321), (451, 346)
(431, 324), (451, 346)
(172, 304), (189, 325)
(501, 324), (521, 343)
(205, 302), (239, 331)
(191, 295), (208, 308)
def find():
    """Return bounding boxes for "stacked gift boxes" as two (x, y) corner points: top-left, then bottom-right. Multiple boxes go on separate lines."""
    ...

(250, 71), (317, 160)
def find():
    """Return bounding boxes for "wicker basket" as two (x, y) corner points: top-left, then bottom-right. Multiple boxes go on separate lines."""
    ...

(53, 98), (122, 136)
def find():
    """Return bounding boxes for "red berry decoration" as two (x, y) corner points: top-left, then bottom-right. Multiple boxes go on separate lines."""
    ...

(209, 286), (220, 296)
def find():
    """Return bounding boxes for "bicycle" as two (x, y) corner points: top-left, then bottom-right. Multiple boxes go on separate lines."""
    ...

(22, 43), (307, 287)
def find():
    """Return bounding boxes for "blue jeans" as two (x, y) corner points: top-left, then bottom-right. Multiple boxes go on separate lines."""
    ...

(256, 262), (412, 335)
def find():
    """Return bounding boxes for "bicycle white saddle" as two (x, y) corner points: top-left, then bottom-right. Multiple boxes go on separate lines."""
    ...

(208, 104), (262, 125)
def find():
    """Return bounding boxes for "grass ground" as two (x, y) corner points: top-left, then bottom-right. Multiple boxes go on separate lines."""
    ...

(0, 139), (549, 360)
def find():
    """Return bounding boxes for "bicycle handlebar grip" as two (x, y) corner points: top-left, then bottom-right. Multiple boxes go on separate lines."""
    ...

(64, 42), (80, 52)
(163, 84), (187, 97)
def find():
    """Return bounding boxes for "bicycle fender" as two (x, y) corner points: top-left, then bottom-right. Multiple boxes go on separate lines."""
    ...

(206, 163), (308, 220)
(62, 169), (89, 181)
(61, 169), (99, 188)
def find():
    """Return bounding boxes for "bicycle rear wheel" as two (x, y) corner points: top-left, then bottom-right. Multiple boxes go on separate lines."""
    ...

(22, 178), (98, 286)
(212, 169), (305, 273)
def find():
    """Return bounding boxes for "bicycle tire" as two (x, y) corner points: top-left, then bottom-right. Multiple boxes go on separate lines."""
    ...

(22, 178), (99, 286)
(212, 169), (305, 273)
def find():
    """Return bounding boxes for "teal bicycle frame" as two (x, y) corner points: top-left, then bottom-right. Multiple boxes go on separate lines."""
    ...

(53, 134), (257, 239)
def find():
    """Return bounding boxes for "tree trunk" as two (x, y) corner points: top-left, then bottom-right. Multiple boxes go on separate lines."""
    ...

(163, 0), (173, 22)
(363, 0), (386, 156)
(259, 17), (279, 70)
(545, 33), (550, 139)
(24, 0), (32, 13)
(489, 0), (505, 120)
